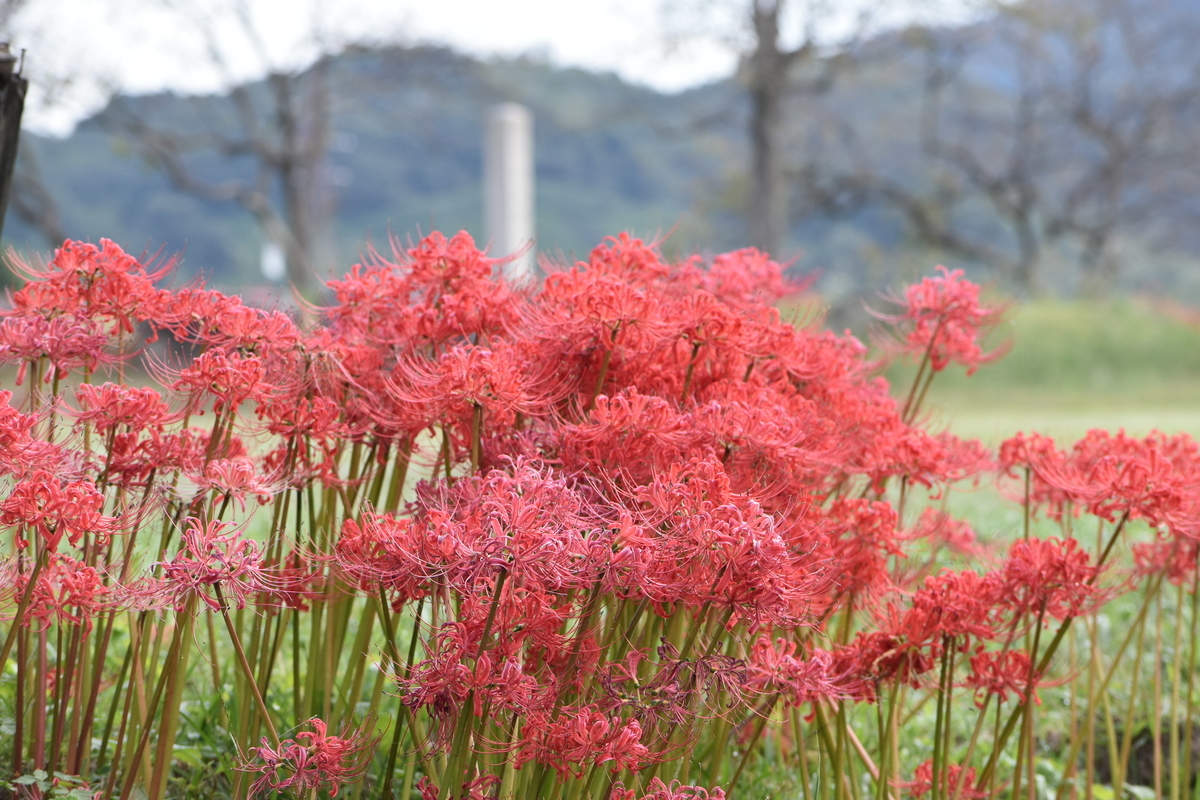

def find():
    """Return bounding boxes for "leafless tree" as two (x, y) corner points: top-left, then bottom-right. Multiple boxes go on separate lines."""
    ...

(1037, 0), (1200, 295)
(665, 0), (868, 257)
(102, 1), (339, 300)
(791, 0), (1200, 296)
(11, 141), (64, 246)
(744, 1), (863, 256)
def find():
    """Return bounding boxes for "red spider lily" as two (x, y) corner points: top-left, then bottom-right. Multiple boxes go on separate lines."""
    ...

(964, 648), (1036, 707)
(515, 706), (653, 777)
(399, 590), (573, 719)
(997, 431), (1062, 480)
(0, 390), (37, 447)
(417, 776), (440, 800)
(397, 628), (475, 740)
(999, 429), (1200, 529)
(190, 302), (302, 354)
(479, 648), (557, 714)
(888, 569), (1003, 649)
(610, 457), (820, 627)
(342, 461), (605, 602)
(1133, 535), (1198, 586)
(0, 390), (67, 479)
(395, 589), (581, 725)
(584, 232), (676, 283)
(903, 759), (987, 799)
(2, 233), (1052, 796)
(692, 380), (833, 483)
(0, 313), (113, 383)
(746, 636), (843, 706)
(558, 389), (713, 485)
(1070, 430), (1198, 527)
(387, 339), (564, 436)
(609, 778), (728, 800)
(7, 238), (173, 334)
(997, 431), (1076, 518)
(335, 512), (430, 602)
(818, 498), (904, 601)
(152, 518), (271, 611)
(262, 550), (325, 611)
(170, 349), (269, 414)
(4, 553), (110, 631)
(903, 508), (986, 559)
(0, 471), (115, 550)
(597, 642), (747, 726)
(434, 461), (606, 591)
(245, 717), (373, 797)
(530, 247), (676, 389)
(323, 230), (520, 350)
(415, 775), (501, 800)
(873, 266), (1008, 375)
(195, 457), (278, 509)
(927, 432), (996, 486)
(700, 246), (804, 307)
(71, 383), (176, 434)
(833, 631), (934, 696)
(998, 537), (1100, 621)
(150, 286), (252, 343)
(257, 393), (344, 440)
(105, 426), (230, 489)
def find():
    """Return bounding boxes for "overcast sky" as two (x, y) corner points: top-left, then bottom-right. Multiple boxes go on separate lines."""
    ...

(8, 0), (970, 136)
(10, 0), (742, 136)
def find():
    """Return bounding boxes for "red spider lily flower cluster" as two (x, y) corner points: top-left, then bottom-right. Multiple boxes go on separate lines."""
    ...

(245, 717), (373, 797)
(964, 649), (1035, 707)
(610, 779), (729, 800)
(152, 518), (272, 611)
(3, 553), (109, 631)
(0, 231), (1170, 800)
(904, 759), (987, 800)
(873, 266), (1008, 375)
(1000, 429), (1200, 531)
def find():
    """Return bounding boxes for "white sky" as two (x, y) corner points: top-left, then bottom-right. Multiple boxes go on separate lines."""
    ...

(10, 0), (736, 136)
(8, 0), (972, 136)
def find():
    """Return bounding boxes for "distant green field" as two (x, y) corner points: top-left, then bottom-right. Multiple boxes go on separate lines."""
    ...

(883, 298), (1200, 444)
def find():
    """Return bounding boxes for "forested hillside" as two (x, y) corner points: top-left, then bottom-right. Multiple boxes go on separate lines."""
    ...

(12, 0), (1200, 301)
(10, 47), (748, 287)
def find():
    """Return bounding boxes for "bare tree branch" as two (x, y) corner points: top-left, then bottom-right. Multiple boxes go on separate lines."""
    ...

(788, 0), (1200, 297)
(101, 2), (338, 300)
(11, 139), (63, 246)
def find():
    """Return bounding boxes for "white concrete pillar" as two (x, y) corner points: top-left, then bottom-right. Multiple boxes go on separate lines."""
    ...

(260, 239), (286, 282)
(484, 103), (535, 282)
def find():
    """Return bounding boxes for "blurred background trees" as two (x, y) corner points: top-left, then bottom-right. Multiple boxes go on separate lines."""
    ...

(102, 2), (338, 299)
(3, 0), (1200, 304)
(791, 0), (1200, 299)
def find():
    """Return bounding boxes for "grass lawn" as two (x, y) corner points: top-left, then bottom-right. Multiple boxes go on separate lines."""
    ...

(922, 384), (1200, 445)
(884, 297), (1200, 446)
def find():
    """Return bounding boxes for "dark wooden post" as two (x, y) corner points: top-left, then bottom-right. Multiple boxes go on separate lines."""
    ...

(0, 42), (27, 244)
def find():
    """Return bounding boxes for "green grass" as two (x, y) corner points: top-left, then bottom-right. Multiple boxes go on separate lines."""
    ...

(886, 298), (1200, 445)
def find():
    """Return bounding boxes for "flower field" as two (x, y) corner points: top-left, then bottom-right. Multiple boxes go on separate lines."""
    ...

(0, 232), (1197, 800)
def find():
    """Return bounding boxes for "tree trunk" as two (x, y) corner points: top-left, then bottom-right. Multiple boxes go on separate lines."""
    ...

(0, 43), (28, 244)
(749, 0), (787, 257)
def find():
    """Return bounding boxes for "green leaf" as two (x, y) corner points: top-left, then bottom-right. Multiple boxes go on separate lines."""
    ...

(173, 746), (206, 768)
